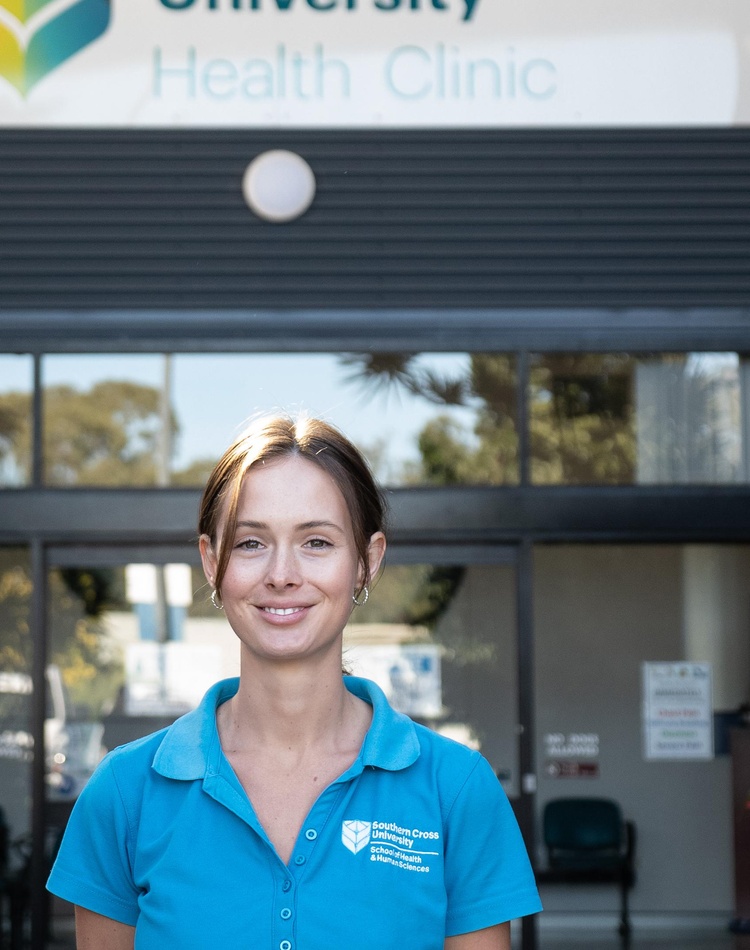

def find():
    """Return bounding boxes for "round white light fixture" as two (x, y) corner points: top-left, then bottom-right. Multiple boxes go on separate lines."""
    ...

(242, 150), (316, 223)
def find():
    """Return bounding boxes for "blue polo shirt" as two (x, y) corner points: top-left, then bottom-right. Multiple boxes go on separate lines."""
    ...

(48, 677), (541, 948)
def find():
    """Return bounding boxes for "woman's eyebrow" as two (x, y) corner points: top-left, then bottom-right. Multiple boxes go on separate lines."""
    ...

(298, 520), (345, 532)
(234, 519), (344, 532)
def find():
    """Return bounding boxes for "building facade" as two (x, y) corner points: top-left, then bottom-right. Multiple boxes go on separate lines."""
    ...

(1, 3), (750, 947)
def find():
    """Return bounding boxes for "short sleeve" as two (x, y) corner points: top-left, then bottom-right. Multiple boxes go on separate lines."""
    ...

(443, 754), (542, 936)
(47, 752), (141, 926)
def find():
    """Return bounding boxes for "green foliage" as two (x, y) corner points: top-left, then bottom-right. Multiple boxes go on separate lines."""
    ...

(0, 379), (185, 486)
(44, 381), (170, 485)
(0, 378), (171, 705)
(341, 350), (637, 487)
(169, 457), (216, 488)
(0, 554), (125, 717)
(530, 354), (636, 484)
(0, 390), (31, 482)
(352, 564), (464, 632)
(0, 550), (32, 672)
(401, 566), (464, 628)
(416, 414), (519, 486)
(343, 352), (520, 486)
(47, 570), (124, 718)
(341, 350), (638, 632)
(59, 568), (119, 617)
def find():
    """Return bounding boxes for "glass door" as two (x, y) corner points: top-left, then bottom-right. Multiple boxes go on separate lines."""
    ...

(43, 546), (212, 946)
(346, 543), (535, 949)
(533, 543), (740, 947)
(348, 545), (522, 798)
(0, 546), (34, 930)
(41, 542), (531, 947)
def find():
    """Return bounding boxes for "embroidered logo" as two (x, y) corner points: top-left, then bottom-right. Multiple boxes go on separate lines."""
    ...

(0, 0), (112, 96)
(341, 819), (371, 855)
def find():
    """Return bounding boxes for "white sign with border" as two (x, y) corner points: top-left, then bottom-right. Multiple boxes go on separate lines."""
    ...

(642, 662), (713, 761)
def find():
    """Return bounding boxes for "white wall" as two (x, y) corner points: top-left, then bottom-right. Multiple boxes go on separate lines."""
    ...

(683, 545), (750, 710)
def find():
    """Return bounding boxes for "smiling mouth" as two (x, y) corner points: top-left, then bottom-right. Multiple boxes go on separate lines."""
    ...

(262, 607), (304, 616)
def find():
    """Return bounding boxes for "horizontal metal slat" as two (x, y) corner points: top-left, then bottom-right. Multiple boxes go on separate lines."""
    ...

(1, 128), (749, 310)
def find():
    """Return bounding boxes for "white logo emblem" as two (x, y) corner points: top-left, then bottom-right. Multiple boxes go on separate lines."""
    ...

(342, 820), (371, 855)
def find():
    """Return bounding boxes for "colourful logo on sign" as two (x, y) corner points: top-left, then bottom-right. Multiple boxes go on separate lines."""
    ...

(0, 0), (111, 96)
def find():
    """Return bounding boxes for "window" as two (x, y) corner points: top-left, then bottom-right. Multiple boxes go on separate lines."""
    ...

(41, 352), (519, 487)
(0, 355), (33, 487)
(530, 353), (749, 485)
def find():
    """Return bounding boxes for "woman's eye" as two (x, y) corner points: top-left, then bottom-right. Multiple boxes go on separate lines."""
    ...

(237, 538), (262, 550)
(306, 538), (331, 549)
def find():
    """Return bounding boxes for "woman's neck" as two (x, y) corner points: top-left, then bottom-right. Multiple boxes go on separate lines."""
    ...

(218, 657), (366, 755)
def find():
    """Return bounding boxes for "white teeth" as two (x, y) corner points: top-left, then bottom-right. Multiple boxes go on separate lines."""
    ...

(264, 607), (300, 615)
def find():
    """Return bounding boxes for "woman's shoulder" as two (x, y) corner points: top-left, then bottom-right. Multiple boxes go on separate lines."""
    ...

(87, 725), (172, 800)
(410, 721), (499, 804)
(107, 724), (172, 765)
(412, 719), (483, 765)
(398, 722), (515, 833)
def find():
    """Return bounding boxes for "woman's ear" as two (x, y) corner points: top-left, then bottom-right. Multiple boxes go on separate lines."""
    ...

(199, 534), (218, 589)
(364, 531), (387, 585)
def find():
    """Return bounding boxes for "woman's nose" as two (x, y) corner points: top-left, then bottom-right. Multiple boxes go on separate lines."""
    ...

(264, 546), (301, 588)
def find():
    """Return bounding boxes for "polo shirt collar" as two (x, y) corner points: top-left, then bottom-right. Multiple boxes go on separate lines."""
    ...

(344, 675), (420, 771)
(151, 677), (236, 780)
(151, 675), (420, 781)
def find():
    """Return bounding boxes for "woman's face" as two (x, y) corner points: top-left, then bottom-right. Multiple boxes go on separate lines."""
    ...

(200, 455), (385, 668)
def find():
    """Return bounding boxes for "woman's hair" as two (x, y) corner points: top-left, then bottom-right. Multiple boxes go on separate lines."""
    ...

(199, 414), (387, 597)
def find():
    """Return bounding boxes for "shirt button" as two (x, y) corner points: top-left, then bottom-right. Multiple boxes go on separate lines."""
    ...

(282, 880), (292, 892)
(305, 828), (318, 841)
(280, 942), (292, 950)
(294, 855), (306, 865)
(280, 908), (292, 920)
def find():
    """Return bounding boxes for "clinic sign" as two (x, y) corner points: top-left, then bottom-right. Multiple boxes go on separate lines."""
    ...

(158, 0), (481, 19)
(642, 662), (714, 761)
(0, 0), (742, 126)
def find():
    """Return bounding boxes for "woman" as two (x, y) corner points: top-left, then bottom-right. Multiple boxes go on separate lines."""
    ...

(48, 414), (541, 949)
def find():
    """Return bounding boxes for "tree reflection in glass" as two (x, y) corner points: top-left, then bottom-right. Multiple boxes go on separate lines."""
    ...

(340, 352), (518, 485)
(530, 352), (749, 485)
(0, 355), (33, 487)
(346, 561), (517, 787)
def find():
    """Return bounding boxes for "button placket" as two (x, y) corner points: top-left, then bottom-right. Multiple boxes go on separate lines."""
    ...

(290, 817), (324, 870)
(281, 788), (343, 946)
(276, 875), (295, 950)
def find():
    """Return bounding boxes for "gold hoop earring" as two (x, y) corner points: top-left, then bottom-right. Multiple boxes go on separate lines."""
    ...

(352, 586), (369, 607)
(211, 589), (223, 610)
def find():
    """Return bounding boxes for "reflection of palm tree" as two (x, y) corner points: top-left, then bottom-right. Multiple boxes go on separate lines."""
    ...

(403, 566), (464, 629)
(340, 353), (472, 406)
(340, 352), (519, 487)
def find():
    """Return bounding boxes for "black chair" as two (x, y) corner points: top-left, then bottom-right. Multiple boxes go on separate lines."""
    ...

(535, 797), (636, 936)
